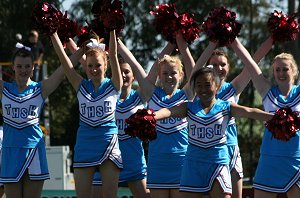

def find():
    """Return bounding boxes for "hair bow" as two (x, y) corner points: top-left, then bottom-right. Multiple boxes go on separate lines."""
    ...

(16, 42), (31, 51)
(86, 39), (105, 51)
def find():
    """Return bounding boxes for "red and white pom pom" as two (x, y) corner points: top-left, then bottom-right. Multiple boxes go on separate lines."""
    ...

(57, 12), (79, 47)
(76, 25), (92, 47)
(91, 0), (125, 34)
(32, 1), (79, 46)
(125, 108), (157, 142)
(202, 6), (242, 46)
(265, 106), (300, 141)
(178, 13), (201, 44)
(150, 3), (180, 43)
(32, 2), (63, 36)
(267, 10), (299, 43)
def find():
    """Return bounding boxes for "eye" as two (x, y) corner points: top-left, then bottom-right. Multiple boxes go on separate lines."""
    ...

(283, 67), (289, 72)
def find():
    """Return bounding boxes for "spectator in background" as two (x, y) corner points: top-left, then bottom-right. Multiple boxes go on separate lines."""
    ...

(23, 30), (44, 81)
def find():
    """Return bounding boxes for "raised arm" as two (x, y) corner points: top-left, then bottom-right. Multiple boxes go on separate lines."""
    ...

(193, 41), (218, 73)
(109, 30), (122, 91)
(252, 36), (273, 64)
(231, 36), (273, 95)
(182, 41), (217, 99)
(176, 32), (195, 80)
(50, 32), (84, 91)
(146, 42), (176, 85)
(117, 39), (154, 102)
(65, 38), (87, 67)
(41, 48), (83, 98)
(230, 38), (271, 97)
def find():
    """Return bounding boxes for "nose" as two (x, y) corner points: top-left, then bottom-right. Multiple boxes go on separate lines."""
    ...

(215, 65), (223, 71)
(122, 72), (126, 77)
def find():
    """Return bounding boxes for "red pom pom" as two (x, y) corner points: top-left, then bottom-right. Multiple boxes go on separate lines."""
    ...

(91, 0), (125, 33)
(76, 25), (92, 47)
(125, 108), (157, 142)
(90, 18), (110, 49)
(267, 10), (299, 43)
(57, 12), (79, 47)
(32, 2), (63, 36)
(202, 6), (242, 46)
(265, 106), (300, 141)
(178, 13), (201, 44)
(150, 3), (180, 43)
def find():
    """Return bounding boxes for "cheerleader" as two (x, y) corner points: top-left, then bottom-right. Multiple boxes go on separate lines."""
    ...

(51, 30), (123, 198)
(154, 66), (273, 198)
(231, 37), (300, 198)
(0, 40), (80, 197)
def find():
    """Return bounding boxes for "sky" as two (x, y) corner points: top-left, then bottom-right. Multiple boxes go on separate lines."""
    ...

(62, 0), (74, 11)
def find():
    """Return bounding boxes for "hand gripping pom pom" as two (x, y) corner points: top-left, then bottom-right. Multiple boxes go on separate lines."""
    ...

(202, 6), (242, 46)
(32, 1), (79, 46)
(91, 0), (125, 33)
(150, 3), (180, 43)
(32, 2), (63, 36)
(124, 109), (157, 142)
(57, 13), (79, 47)
(178, 13), (201, 44)
(267, 10), (299, 43)
(265, 106), (300, 141)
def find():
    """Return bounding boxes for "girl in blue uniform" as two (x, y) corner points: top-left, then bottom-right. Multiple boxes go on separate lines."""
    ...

(51, 30), (123, 198)
(91, 58), (149, 198)
(178, 36), (273, 198)
(0, 40), (79, 197)
(231, 37), (300, 198)
(154, 66), (273, 198)
(117, 33), (192, 198)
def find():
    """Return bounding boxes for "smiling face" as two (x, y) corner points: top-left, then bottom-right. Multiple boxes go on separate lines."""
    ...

(272, 58), (295, 86)
(120, 62), (134, 89)
(158, 55), (184, 95)
(13, 56), (34, 81)
(194, 73), (218, 103)
(208, 54), (230, 82)
(85, 52), (107, 81)
(159, 62), (183, 94)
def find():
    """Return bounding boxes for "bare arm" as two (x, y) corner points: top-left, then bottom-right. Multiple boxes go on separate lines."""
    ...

(231, 103), (273, 121)
(230, 38), (271, 97)
(42, 42), (84, 98)
(182, 41), (218, 100)
(110, 30), (122, 91)
(117, 39), (154, 101)
(146, 42), (176, 85)
(176, 32), (195, 80)
(154, 102), (188, 120)
(193, 41), (218, 72)
(65, 38), (87, 67)
(252, 36), (273, 64)
(231, 36), (273, 95)
(50, 32), (83, 91)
